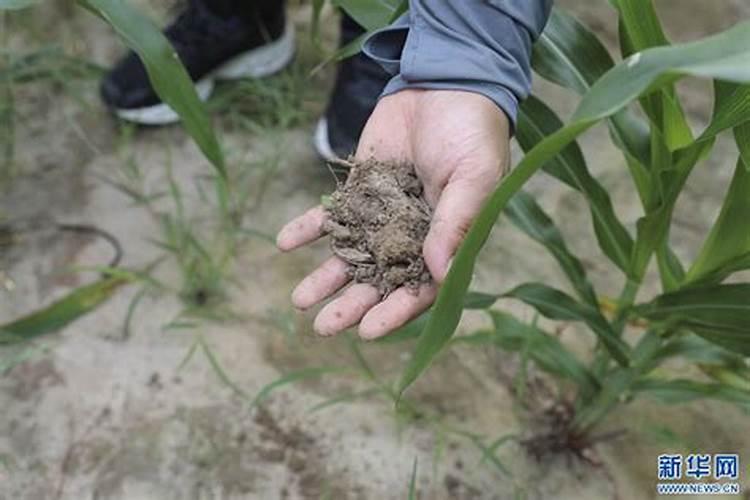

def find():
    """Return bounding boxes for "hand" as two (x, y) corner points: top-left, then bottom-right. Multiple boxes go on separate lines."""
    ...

(277, 89), (511, 339)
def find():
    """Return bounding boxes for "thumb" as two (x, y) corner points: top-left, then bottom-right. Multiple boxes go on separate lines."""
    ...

(423, 173), (497, 283)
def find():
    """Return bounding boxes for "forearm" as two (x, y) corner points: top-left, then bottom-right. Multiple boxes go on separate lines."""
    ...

(363, 0), (553, 128)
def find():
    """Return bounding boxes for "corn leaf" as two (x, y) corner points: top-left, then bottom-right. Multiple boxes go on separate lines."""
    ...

(397, 20), (750, 398)
(504, 190), (597, 306)
(517, 96), (633, 275)
(699, 82), (750, 141)
(332, 0), (404, 31)
(462, 291), (501, 310)
(660, 91), (694, 151)
(533, 7), (650, 163)
(503, 283), (630, 366)
(613, 0), (669, 49)
(632, 378), (750, 408)
(686, 160), (750, 284)
(656, 240), (685, 292)
(737, 122), (750, 170)
(539, 6), (685, 296)
(574, 331), (663, 431)
(635, 284), (750, 354)
(458, 311), (600, 397)
(654, 334), (748, 367)
(702, 365), (750, 392)
(77, 0), (226, 177)
(0, 276), (127, 344)
(630, 139), (714, 279)
(375, 291), (500, 345)
(374, 311), (429, 344)
(614, 0), (693, 151)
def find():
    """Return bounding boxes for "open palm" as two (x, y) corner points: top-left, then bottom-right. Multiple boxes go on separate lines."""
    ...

(277, 89), (511, 339)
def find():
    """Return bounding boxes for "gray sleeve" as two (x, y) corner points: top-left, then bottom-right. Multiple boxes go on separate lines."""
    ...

(362, 1), (553, 128)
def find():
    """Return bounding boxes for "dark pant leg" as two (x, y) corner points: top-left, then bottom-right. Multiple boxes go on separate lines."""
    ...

(325, 12), (392, 155)
(204, 0), (286, 26)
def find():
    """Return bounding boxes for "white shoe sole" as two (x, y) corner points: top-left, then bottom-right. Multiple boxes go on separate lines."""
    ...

(115, 22), (296, 125)
(313, 117), (341, 162)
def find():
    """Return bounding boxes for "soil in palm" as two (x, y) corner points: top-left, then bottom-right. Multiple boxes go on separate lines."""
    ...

(323, 158), (433, 296)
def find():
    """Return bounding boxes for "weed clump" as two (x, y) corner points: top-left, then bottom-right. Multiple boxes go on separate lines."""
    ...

(324, 158), (432, 297)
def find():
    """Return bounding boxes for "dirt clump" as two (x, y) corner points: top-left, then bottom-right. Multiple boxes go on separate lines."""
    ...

(323, 158), (433, 296)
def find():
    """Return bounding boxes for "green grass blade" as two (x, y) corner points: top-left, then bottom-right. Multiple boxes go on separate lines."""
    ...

(478, 433), (517, 469)
(200, 338), (249, 399)
(78, 0), (225, 177)
(0, 0), (39, 9)
(311, 0), (325, 44)
(407, 457), (418, 500)
(307, 388), (381, 414)
(0, 343), (48, 376)
(0, 276), (128, 344)
(177, 338), (201, 371)
(466, 435), (511, 476)
(123, 287), (147, 339)
(250, 367), (350, 409)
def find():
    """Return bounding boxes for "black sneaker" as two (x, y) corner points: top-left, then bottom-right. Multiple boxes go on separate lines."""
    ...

(100, 0), (294, 125)
(314, 14), (392, 161)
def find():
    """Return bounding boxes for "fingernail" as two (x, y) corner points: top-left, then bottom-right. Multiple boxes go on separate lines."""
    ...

(275, 229), (288, 251)
(313, 318), (336, 337)
(291, 288), (308, 310)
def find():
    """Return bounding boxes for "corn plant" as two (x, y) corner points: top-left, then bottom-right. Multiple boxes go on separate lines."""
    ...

(323, 0), (750, 453)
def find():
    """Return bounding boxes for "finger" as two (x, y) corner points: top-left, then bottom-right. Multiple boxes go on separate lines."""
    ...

(358, 283), (437, 340)
(313, 283), (381, 337)
(276, 206), (328, 252)
(292, 256), (351, 310)
(423, 173), (499, 283)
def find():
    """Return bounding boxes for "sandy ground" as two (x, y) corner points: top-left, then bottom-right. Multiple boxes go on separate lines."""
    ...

(1, 1), (750, 499)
